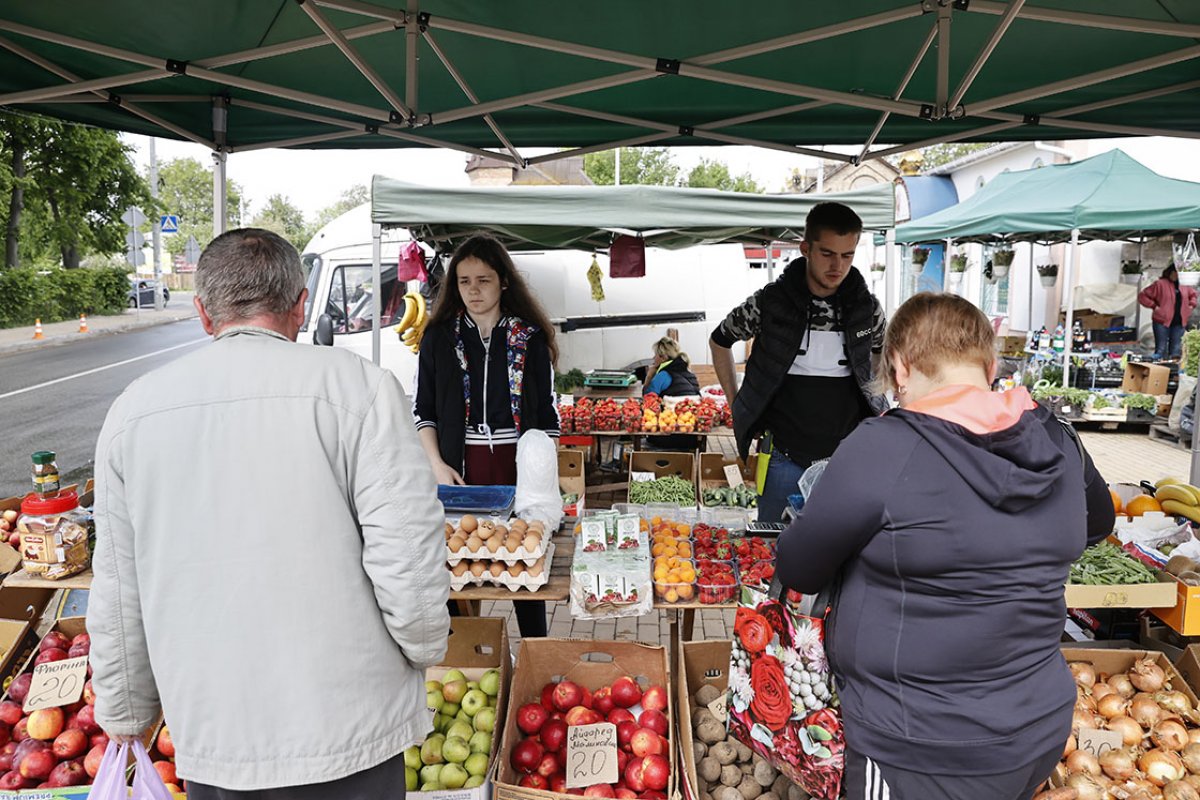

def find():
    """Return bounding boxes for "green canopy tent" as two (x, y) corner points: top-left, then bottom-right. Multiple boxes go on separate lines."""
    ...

(369, 179), (896, 251)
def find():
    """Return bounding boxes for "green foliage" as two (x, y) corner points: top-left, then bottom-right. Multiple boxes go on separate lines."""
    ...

(1121, 393), (1157, 412)
(555, 368), (586, 395)
(584, 147), (680, 187)
(912, 142), (996, 170)
(251, 193), (309, 250)
(685, 158), (763, 193)
(1090, 394), (1112, 410)
(0, 265), (127, 327)
(154, 157), (244, 256)
(1183, 330), (1200, 377)
(311, 184), (369, 233)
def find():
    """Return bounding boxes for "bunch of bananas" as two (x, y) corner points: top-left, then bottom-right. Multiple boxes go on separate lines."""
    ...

(394, 292), (428, 354)
(587, 254), (605, 302)
(1155, 477), (1200, 523)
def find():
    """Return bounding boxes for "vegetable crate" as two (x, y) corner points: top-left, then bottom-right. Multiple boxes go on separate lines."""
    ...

(697, 455), (757, 507)
(1065, 577), (1177, 610)
(627, 452), (696, 504)
(1152, 574), (1200, 636)
(1061, 648), (1197, 709)
(677, 639), (730, 800)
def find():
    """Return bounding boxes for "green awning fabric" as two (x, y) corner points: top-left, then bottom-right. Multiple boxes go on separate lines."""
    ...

(893, 150), (1200, 245)
(1, 3), (1198, 156)
(370, 179), (895, 250)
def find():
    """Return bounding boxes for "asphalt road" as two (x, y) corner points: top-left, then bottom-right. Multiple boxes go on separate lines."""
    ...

(0, 320), (208, 498)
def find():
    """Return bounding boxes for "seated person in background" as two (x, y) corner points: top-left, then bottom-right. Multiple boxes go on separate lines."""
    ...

(644, 337), (701, 451)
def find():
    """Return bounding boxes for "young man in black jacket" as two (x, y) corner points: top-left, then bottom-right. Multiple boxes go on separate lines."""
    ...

(710, 202), (887, 522)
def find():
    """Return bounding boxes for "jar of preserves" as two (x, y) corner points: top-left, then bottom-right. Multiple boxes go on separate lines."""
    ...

(31, 451), (60, 497)
(16, 491), (90, 580)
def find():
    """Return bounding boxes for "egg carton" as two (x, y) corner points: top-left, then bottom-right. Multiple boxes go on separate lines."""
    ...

(449, 544), (555, 592)
(445, 532), (550, 567)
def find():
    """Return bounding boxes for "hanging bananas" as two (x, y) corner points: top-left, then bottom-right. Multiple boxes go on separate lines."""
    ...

(394, 292), (428, 354)
(587, 254), (605, 302)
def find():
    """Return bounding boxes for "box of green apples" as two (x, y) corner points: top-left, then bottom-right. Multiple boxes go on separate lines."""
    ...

(406, 616), (511, 799)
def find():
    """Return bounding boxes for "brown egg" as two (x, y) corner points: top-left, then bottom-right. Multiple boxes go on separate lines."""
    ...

(522, 533), (540, 552)
(477, 519), (496, 535)
(469, 561), (487, 577)
(448, 535), (467, 551)
(460, 514), (478, 533)
(511, 519), (527, 532)
(528, 520), (545, 533)
(488, 562), (506, 578)
(527, 560), (544, 578)
(504, 535), (522, 552)
(466, 535), (484, 553)
(494, 525), (509, 538)
(444, 522), (455, 538)
(507, 562), (526, 578)
(451, 562), (469, 577)
(485, 534), (503, 552)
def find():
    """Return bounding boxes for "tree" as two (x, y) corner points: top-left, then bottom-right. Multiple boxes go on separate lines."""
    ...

(583, 147), (680, 187)
(153, 157), (244, 256)
(312, 184), (369, 231)
(912, 142), (995, 170)
(250, 194), (309, 250)
(685, 158), (763, 193)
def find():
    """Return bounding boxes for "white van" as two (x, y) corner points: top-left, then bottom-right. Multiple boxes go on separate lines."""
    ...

(299, 204), (761, 392)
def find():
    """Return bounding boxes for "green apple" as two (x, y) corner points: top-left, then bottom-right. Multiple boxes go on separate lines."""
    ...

(420, 764), (443, 786)
(404, 746), (421, 770)
(442, 679), (468, 705)
(441, 763), (469, 790)
(442, 669), (468, 685)
(443, 735), (470, 764)
(486, 696), (497, 708)
(465, 775), (486, 789)
(421, 735), (445, 765)
(436, 714), (454, 734)
(468, 731), (492, 755)
(427, 690), (444, 711)
(467, 680), (479, 691)
(440, 701), (461, 718)
(405, 767), (418, 791)
(446, 721), (474, 743)
(461, 689), (488, 717)
(479, 669), (500, 697)
(465, 752), (489, 777)
(473, 707), (497, 733)
(426, 679), (444, 693)
(455, 709), (473, 725)
(420, 783), (440, 792)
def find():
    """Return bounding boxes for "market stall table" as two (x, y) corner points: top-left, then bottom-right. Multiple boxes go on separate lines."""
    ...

(449, 530), (573, 616)
(2, 567), (93, 591)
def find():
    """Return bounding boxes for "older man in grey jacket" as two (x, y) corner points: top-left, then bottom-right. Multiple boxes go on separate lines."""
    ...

(88, 228), (450, 799)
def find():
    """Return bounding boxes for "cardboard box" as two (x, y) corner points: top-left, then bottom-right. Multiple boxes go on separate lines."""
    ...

(628, 451), (696, 503)
(1175, 644), (1200, 694)
(995, 334), (1028, 355)
(1140, 617), (1186, 662)
(559, 448), (586, 519)
(1123, 362), (1171, 396)
(0, 586), (57, 623)
(678, 639), (731, 800)
(1065, 575), (1177, 609)
(414, 616), (512, 800)
(1153, 572), (1200, 636)
(0, 618), (36, 693)
(1062, 648), (1198, 707)
(1059, 310), (1125, 331)
(697, 454), (757, 505)
(496, 639), (673, 800)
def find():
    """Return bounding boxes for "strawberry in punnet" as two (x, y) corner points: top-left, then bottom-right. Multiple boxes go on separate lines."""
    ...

(696, 559), (738, 604)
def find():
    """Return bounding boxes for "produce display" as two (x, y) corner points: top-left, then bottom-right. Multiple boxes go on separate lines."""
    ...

(688, 683), (805, 800)
(629, 476), (696, 505)
(702, 485), (758, 509)
(445, 514), (553, 591)
(557, 395), (730, 435)
(13, 493), (91, 580)
(1040, 656), (1200, 799)
(1070, 543), (1159, 586)
(406, 668), (502, 792)
(1155, 479), (1200, 525)
(507, 676), (671, 797)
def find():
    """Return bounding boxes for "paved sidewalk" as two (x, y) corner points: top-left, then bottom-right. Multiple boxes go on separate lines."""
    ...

(0, 292), (197, 355)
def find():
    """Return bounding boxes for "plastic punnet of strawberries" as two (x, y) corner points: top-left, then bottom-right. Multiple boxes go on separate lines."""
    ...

(692, 524), (733, 560)
(732, 537), (774, 570)
(740, 559), (775, 589)
(696, 559), (738, 604)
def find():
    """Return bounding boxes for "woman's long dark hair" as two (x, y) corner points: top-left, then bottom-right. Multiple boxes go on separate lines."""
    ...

(429, 233), (559, 365)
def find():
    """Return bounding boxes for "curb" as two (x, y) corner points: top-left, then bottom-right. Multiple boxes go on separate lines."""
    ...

(0, 313), (199, 356)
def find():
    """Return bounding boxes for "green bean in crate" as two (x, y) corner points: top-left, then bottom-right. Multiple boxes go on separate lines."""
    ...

(630, 475), (696, 505)
(1069, 542), (1158, 585)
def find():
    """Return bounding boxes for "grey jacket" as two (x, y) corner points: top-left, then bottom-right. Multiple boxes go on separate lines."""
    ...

(88, 327), (450, 790)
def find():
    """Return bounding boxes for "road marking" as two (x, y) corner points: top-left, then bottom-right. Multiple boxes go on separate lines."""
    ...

(0, 338), (207, 401)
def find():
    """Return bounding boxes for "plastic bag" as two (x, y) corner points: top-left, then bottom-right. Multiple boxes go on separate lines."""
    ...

(515, 430), (564, 531)
(797, 459), (829, 500)
(91, 740), (175, 800)
(397, 240), (428, 282)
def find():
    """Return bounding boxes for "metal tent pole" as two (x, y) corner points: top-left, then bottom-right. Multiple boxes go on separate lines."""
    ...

(885, 228), (897, 315)
(1062, 229), (1082, 388)
(372, 223), (382, 366)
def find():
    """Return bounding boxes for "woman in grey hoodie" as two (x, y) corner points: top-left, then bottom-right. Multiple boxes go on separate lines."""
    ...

(777, 293), (1114, 800)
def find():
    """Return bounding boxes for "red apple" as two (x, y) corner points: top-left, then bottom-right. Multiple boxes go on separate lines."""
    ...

(519, 773), (549, 790)
(6, 675), (31, 707)
(585, 784), (616, 797)
(550, 773), (568, 793)
(593, 686), (615, 716)
(38, 632), (70, 653)
(83, 745), (105, 778)
(552, 681), (584, 712)
(616, 721), (637, 749)
(74, 705), (100, 735)
(82, 681), (96, 707)
(0, 741), (16, 772)
(616, 789), (638, 799)
(6, 532), (18, 549)
(641, 792), (667, 800)
(617, 749), (629, 774)
(638, 710), (668, 737)
(18, 748), (54, 780)
(26, 707), (64, 741)
(0, 770), (31, 790)
(641, 686), (668, 714)
(52, 729), (87, 760)
(565, 706), (602, 727)
(11, 719), (28, 742)
(607, 708), (636, 726)
(516, 703), (549, 735)
(511, 738), (544, 774)
(625, 757), (646, 792)
(153, 760), (177, 785)
(70, 633), (90, 652)
(0, 703), (21, 727)
(580, 687), (594, 709)
(610, 677), (643, 709)
(640, 754), (669, 791)
(33, 648), (68, 666)
(90, 733), (109, 751)
(536, 752), (560, 778)
(0, 725), (10, 749)
(549, 710), (565, 722)
(156, 726), (175, 758)
(47, 760), (87, 787)
(541, 683), (557, 711)
(630, 727), (662, 757)
(541, 719), (568, 753)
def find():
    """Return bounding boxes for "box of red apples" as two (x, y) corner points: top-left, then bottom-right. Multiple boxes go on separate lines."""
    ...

(495, 639), (673, 800)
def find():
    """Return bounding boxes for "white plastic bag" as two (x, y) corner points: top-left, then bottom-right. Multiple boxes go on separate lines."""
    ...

(515, 429), (565, 531)
(90, 740), (175, 800)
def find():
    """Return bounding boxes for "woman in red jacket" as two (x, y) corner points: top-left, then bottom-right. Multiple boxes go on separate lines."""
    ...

(1139, 266), (1197, 360)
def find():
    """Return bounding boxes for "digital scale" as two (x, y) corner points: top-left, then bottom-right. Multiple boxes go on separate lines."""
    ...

(583, 370), (637, 388)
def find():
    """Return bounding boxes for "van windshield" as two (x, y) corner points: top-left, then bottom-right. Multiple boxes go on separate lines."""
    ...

(301, 258), (323, 329)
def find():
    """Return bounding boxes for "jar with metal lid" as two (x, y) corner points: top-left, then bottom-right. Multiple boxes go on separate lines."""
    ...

(30, 451), (60, 497)
(16, 491), (90, 580)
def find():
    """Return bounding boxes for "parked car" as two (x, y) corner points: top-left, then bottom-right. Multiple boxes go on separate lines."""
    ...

(128, 279), (169, 308)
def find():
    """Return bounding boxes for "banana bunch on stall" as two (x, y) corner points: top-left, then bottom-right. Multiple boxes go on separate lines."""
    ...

(1156, 477), (1200, 523)
(394, 292), (428, 354)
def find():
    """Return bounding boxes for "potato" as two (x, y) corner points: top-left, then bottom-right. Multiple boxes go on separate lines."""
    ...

(701, 793), (714, 800)
(695, 684), (723, 707)
(732, 740), (752, 763)
(699, 757), (722, 784)
(740, 763), (754, 775)
(698, 720), (727, 746)
(758, 792), (780, 800)
(720, 765), (743, 787)
(771, 775), (791, 798)
(737, 775), (762, 800)
(694, 709), (717, 729)
(714, 788), (743, 800)
(753, 760), (777, 787)
(710, 741), (737, 765)
(693, 742), (707, 763)
(787, 785), (809, 800)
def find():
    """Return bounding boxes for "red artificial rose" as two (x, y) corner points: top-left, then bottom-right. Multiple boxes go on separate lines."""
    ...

(735, 608), (772, 654)
(757, 601), (794, 649)
(750, 655), (792, 731)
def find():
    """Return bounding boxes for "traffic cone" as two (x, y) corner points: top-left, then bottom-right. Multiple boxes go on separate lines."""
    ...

(78, 314), (89, 334)
(33, 319), (43, 340)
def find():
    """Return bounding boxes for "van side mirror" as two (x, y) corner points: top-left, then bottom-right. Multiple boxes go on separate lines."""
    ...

(314, 314), (334, 347)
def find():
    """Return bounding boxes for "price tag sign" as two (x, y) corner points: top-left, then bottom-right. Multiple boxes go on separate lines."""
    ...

(23, 656), (88, 713)
(631, 471), (656, 483)
(566, 722), (619, 788)
(708, 693), (729, 724)
(1078, 727), (1122, 758)
(723, 464), (744, 488)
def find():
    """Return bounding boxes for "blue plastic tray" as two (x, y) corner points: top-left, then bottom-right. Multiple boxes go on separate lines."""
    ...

(437, 485), (517, 515)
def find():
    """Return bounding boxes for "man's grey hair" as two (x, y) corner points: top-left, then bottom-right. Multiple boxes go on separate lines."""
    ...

(195, 228), (305, 326)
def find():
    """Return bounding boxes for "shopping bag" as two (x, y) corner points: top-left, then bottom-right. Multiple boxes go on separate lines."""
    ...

(397, 240), (428, 282)
(609, 235), (646, 278)
(89, 739), (177, 799)
(132, 738), (176, 799)
(726, 578), (844, 800)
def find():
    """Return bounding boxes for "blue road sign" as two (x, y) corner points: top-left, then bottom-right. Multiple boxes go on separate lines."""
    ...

(160, 215), (179, 234)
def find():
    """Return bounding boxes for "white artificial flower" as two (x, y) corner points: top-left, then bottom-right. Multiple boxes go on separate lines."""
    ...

(729, 667), (754, 711)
